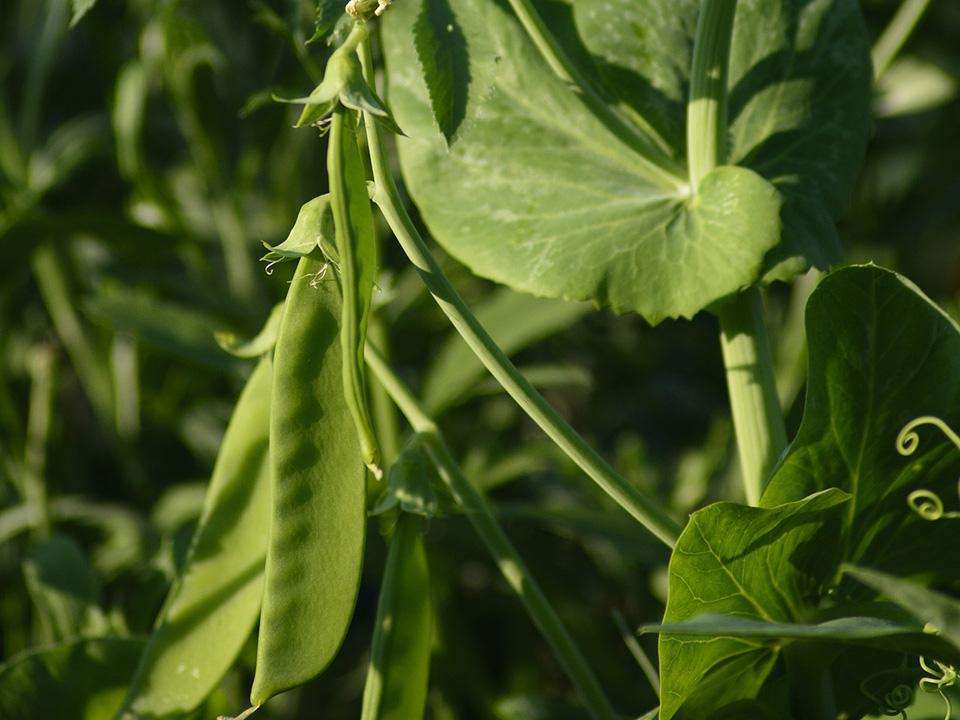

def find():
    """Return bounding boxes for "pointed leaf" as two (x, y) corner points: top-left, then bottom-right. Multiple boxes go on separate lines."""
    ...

(845, 566), (960, 652)
(309, 0), (345, 44)
(646, 614), (960, 665)
(761, 266), (960, 580)
(413, 0), (469, 144)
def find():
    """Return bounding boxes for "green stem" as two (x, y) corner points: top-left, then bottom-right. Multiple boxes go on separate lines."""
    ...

(686, 0), (736, 189)
(871, 0), (934, 80)
(368, 317), (402, 465)
(717, 289), (787, 505)
(686, 0), (785, 504)
(502, 0), (685, 190)
(364, 344), (617, 720)
(358, 40), (680, 549)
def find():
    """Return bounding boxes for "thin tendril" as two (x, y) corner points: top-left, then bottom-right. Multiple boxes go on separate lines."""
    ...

(860, 669), (915, 719)
(919, 657), (957, 720)
(908, 488), (960, 521)
(897, 416), (960, 522)
(897, 416), (960, 457)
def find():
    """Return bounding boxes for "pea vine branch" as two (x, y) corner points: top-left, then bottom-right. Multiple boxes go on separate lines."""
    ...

(364, 342), (618, 720)
(355, 35), (681, 548)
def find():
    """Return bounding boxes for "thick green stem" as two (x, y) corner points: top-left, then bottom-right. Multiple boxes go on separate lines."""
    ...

(364, 344), (617, 720)
(717, 289), (787, 505)
(502, 0), (685, 190)
(686, 0), (736, 189)
(686, 0), (785, 503)
(871, 0), (934, 80)
(357, 40), (680, 549)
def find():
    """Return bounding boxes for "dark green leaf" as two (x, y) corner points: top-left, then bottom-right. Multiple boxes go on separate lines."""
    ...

(646, 613), (960, 664)
(309, 0), (344, 44)
(413, 0), (469, 144)
(762, 266), (960, 581)
(844, 566), (960, 652)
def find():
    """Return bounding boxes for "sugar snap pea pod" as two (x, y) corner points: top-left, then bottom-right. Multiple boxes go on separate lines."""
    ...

(119, 357), (272, 719)
(328, 107), (381, 479)
(360, 513), (432, 720)
(251, 256), (367, 704)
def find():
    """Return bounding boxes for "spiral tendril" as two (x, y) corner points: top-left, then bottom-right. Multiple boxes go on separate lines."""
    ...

(897, 416), (960, 457)
(861, 670), (916, 719)
(897, 417), (960, 522)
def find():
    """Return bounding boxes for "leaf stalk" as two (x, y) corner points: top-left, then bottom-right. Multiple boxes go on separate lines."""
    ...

(364, 343), (618, 720)
(357, 39), (681, 549)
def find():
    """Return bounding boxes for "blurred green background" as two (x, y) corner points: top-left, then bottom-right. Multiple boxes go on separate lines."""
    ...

(0, 0), (958, 717)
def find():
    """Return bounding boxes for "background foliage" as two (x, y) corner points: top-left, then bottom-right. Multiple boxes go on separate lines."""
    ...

(1, 0), (959, 717)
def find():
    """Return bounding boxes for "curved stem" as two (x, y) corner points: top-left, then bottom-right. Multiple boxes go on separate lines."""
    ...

(364, 343), (617, 720)
(357, 40), (680, 549)
(872, 0), (934, 80)
(502, 0), (686, 190)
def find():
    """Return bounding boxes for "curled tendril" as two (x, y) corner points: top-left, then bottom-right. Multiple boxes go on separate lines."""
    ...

(897, 416), (960, 522)
(908, 488), (960, 521)
(919, 657), (957, 720)
(897, 416), (960, 457)
(861, 670), (916, 719)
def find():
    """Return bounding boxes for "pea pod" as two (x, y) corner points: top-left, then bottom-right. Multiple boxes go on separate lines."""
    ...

(360, 513), (432, 720)
(251, 257), (366, 704)
(328, 107), (381, 478)
(120, 357), (272, 719)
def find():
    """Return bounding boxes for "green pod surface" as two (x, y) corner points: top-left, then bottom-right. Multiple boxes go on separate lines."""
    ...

(119, 357), (273, 719)
(329, 108), (381, 478)
(360, 513), (432, 720)
(251, 257), (367, 704)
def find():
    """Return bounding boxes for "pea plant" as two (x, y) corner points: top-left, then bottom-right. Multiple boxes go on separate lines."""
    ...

(1, 0), (959, 718)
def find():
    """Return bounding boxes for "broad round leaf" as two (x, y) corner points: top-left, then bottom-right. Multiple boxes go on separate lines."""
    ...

(381, 0), (871, 322)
